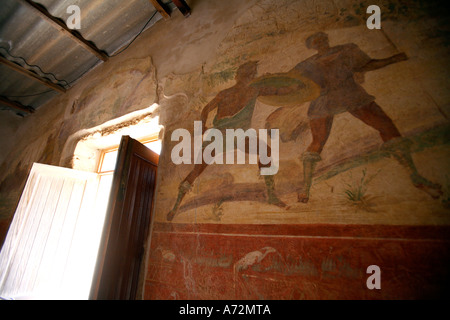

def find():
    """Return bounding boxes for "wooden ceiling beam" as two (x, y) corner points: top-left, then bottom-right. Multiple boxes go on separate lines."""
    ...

(18, 0), (108, 61)
(149, 0), (171, 20)
(0, 56), (66, 93)
(172, 0), (191, 17)
(0, 95), (35, 114)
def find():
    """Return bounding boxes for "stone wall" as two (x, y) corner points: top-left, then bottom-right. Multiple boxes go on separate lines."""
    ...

(0, 0), (449, 299)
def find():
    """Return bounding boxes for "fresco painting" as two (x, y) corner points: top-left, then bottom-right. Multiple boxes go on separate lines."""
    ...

(0, 0), (449, 300)
(167, 61), (300, 221)
(163, 31), (449, 224)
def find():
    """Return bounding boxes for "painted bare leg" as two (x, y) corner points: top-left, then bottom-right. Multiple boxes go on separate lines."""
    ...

(255, 140), (289, 209)
(264, 175), (289, 208)
(383, 138), (443, 199)
(351, 102), (442, 199)
(166, 180), (192, 221)
(298, 151), (321, 203)
(298, 116), (332, 203)
(167, 162), (208, 221)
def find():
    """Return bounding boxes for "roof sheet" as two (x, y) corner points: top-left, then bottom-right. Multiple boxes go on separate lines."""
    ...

(0, 0), (170, 115)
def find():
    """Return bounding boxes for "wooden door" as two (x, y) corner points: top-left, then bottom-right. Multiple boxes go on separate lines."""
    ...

(90, 136), (159, 300)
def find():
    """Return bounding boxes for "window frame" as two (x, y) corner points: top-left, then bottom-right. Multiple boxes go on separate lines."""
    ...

(96, 133), (160, 175)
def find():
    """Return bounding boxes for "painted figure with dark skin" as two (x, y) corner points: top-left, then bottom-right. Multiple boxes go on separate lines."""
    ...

(167, 61), (295, 221)
(294, 32), (442, 202)
(166, 33), (442, 221)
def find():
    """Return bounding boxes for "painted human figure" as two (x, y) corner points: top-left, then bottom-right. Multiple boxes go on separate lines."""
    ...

(293, 32), (442, 202)
(167, 61), (294, 221)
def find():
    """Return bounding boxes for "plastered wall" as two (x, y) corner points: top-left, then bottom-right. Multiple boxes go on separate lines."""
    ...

(0, 0), (449, 299)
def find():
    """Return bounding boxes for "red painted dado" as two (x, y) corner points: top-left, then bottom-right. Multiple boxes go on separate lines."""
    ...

(144, 223), (450, 300)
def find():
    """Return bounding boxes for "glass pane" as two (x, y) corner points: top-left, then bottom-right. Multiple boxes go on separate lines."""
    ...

(144, 140), (161, 155)
(100, 150), (118, 172)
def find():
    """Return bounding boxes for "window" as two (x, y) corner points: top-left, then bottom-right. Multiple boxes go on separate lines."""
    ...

(0, 108), (162, 300)
(0, 136), (161, 300)
(97, 135), (161, 174)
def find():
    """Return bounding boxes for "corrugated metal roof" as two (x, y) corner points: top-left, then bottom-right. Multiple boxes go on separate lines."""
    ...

(0, 0), (175, 116)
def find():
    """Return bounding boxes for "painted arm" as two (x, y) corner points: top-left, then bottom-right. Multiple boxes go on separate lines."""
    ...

(359, 52), (408, 72)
